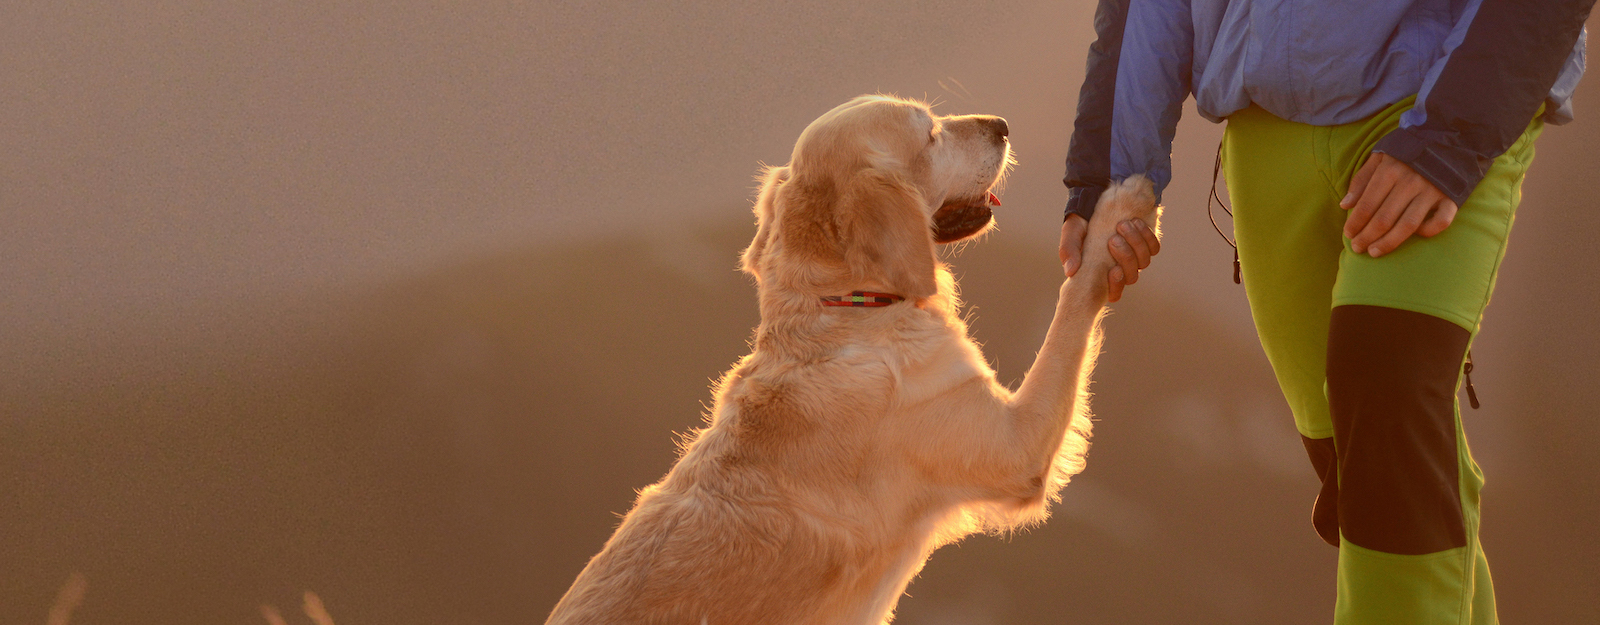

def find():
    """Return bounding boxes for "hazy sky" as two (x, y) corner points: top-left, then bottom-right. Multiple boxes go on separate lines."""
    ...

(6, 1), (1596, 347)
(5, 0), (1273, 368)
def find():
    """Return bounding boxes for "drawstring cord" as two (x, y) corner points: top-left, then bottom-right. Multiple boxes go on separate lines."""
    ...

(1207, 141), (1241, 284)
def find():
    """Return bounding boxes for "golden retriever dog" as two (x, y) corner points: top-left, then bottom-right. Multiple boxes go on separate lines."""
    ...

(546, 94), (1159, 624)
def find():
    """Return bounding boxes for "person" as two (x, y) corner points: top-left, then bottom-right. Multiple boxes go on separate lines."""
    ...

(1056, 2), (1593, 623)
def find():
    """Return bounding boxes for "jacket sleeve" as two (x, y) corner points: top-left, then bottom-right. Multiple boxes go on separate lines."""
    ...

(1373, 0), (1595, 207)
(1064, 0), (1194, 221)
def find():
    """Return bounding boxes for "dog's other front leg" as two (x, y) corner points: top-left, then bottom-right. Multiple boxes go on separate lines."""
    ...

(1000, 177), (1159, 508)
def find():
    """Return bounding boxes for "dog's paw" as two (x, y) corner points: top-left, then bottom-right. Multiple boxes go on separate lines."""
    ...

(1076, 176), (1162, 279)
(1090, 175), (1161, 236)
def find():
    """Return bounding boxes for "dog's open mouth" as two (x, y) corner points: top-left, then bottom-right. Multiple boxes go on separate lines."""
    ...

(932, 192), (1001, 243)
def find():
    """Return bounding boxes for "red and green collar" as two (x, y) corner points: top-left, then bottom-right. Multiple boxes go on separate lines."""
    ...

(820, 291), (906, 307)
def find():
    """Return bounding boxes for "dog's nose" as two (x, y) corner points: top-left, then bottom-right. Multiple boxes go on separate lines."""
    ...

(983, 116), (1009, 139)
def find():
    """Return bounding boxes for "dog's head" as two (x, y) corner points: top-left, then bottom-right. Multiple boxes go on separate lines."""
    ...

(741, 95), (1011, 299)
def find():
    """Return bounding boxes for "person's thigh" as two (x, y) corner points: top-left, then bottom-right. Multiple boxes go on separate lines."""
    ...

(1330, 120), (1543, 332)
(1223, 105), (1346, 440)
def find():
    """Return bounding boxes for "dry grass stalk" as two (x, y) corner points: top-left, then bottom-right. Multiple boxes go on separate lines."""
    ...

(303, 591), (336, 625)
(46, 572), (87, 625)
(260, 604), (291, 625)
(42, 575), (334, 625)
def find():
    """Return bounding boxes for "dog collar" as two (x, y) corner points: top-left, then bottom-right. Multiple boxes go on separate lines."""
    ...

(820, 291), (906, 307)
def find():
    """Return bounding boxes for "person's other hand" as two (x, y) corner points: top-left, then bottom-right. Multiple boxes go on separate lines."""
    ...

(1341, 152), (1458, 258)
(1059, 213), (1161, 302)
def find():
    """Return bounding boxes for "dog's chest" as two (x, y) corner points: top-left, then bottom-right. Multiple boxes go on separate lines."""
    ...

(891, 334), (991, 406)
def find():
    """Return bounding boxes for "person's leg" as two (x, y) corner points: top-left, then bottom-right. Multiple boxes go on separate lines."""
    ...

(1323, 103), (1542, 625)
(1223, 104), (1346, 547)
(1225, 99), (1541, 624)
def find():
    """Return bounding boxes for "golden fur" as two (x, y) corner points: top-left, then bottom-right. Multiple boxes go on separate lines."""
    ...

(547, 95), (1160, 625)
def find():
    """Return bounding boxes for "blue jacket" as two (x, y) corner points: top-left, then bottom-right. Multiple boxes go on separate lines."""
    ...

(1064, 0), (1594, 219)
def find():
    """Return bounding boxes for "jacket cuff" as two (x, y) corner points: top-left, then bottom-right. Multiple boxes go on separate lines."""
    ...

(1064, 185), (1105, 222)
(1371, 128), (1493, 208)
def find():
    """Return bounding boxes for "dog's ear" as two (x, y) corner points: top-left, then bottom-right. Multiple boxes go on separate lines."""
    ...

(741, 166), (790, 280)
(836, 169), (938, 299)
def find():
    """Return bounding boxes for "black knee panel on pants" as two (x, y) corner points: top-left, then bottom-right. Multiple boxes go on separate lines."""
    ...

(1327, 305), (1470, 555)
(1301, 435), (1340, 547)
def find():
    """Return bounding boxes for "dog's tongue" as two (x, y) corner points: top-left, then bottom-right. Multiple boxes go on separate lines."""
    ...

(988, 192), (1001, 207)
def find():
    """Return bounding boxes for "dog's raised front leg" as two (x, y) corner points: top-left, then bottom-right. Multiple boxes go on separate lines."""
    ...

(1001, 176), (1161, 505)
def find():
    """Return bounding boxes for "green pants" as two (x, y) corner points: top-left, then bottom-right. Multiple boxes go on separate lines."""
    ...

(1223, 98), (1542, 624)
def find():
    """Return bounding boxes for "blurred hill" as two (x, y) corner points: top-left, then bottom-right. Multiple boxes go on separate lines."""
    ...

(3, 219), (1327, 624)
(6, 207), (1597, 623)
